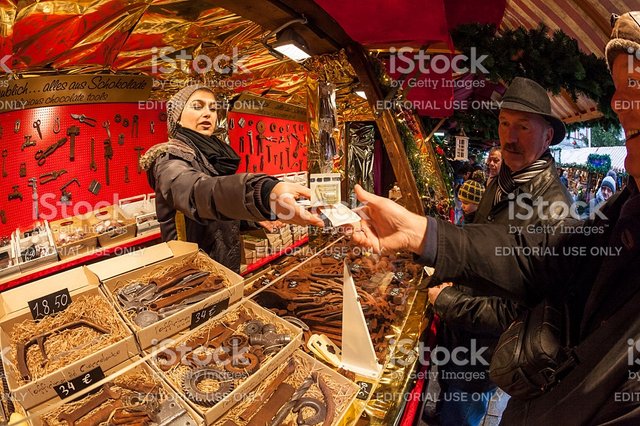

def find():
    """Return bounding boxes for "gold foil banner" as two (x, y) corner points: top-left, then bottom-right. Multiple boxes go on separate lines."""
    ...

(0, 74), (153, 112)
(230, 92), (306, 121)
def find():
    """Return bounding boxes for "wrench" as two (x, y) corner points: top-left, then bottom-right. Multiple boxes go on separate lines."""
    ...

(150, 120), (155, 134)
(104, 138), (113, 186)
(90, 138), (97, 171)
(248, 130), (254, 155)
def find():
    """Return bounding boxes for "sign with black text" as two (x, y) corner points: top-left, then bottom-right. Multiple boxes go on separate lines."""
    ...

(28, 288), (72, 320)
(190, 298), (230, 330)
(53, 367), (105, 400)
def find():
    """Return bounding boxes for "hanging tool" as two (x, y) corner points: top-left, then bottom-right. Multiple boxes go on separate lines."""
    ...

(285, 147), (290, 168)
(33, 120), (43, 140)
(67, 125), (80, 162)
(260, 156), (264, 172)
(124, 166), (130, 183)
(1, 150), (7, 177)
(88, 180), (101, 195)
(245, 154), (249, 172)
(150, 120), (155, 134)
(134, 146), (144, 174)
(60, 178), (80, 204)
(35, 137), (67, 166)
(21, 135), (35, 151)
(118, 133), (125, 146)
(0, 211), (5, 224)
(132, 115), (139, 137)
(39, 169), (67, 184)
(14, 120), (20, 133)
(239, 136), (245, 153)
(27, 178), (38, 219)
(52, 117), (61, 134)
(90, 137), (97, 171)
(104, 139), (113, 185)
(248, 130), (254, 155)
(102, 120), (111, 139)
(8, 186), (22, 201)
(70, 114), (97, 127)
(114, 114), (122, 123)
(19, 163), (26, 178)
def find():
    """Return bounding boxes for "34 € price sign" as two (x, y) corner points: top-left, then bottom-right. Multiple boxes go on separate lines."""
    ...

(190, 298), (229, 329)
(53, 367), (105, 399)
(28, 288), (72, 321)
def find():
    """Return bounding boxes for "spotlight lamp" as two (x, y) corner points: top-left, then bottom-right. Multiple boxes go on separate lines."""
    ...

(263, 16), (311, 62)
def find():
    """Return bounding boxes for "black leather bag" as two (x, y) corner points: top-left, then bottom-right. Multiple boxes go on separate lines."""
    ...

(489, 299), (575, 399)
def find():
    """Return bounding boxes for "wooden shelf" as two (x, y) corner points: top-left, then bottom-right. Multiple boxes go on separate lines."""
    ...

(0, 230), (162, 292)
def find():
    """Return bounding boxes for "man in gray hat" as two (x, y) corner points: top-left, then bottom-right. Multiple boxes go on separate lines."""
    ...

(427, 77), (573, 425)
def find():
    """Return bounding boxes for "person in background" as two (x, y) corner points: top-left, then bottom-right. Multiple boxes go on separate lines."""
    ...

(140, 84), (322, 272)
(457, 180), (485, 224)
(485, 147), (502, 186)
(589, 175), (616, 214)
(559, 167), (569, 187)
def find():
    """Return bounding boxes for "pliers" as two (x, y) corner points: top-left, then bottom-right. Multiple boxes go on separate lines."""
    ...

(70, 113), (97, 127)
(39, 169), (67, 184)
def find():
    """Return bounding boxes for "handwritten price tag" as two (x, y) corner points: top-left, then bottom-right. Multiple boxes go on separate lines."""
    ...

(28, 289), (71, 321)
(190, 298), (229, 329)
(53, 367), (105, 400)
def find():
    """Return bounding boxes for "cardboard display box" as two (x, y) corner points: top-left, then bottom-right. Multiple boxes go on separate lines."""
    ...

(215, 349), (360, 425)
(88, 205), (138, 247)
(12, 221), (58, 272)
(49, 215), (98, 260)
(119, 193), (159, 235)
(90, 241), (244, 350)
(147, 300), (303, 425)
(17, 356), (203, 426)
(0, 267), (138, 409)
(0, 240), (20, 279)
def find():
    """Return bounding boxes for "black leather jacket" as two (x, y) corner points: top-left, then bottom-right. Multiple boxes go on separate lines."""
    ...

(429, 181), (640, 425)
(434, 159), (572, 392)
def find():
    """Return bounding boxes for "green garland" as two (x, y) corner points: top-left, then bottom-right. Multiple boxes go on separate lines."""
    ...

(561, 153), (612, 175)
(449, 23), (619, 136)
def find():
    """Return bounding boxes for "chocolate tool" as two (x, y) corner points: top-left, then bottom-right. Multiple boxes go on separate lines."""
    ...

(67, 125), (80, 162)
(70, 114), (97, 127)
(33, 120), (43, 140)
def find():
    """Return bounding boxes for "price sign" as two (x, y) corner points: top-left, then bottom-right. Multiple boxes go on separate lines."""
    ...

(190, 298), (229, 329)
(28, 289), (72, 321)
(53, 367), (105, 400)
(356, 381), (373, 400)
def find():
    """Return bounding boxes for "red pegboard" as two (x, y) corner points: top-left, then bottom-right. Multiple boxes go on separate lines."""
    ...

(227, 112), (308, 174)
(0, 104), (309, 238)
(0, 103), (168, 237)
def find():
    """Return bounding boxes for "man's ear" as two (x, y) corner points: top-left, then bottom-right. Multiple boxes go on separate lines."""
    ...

(544, 126), (554, 146)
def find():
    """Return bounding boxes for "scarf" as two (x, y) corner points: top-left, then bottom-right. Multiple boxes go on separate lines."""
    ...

(175, 126), (240, 176)
(494, 150), (553, 206)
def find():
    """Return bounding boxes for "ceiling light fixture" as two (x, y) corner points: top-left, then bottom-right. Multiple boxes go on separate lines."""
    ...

(262, 16), (311, 62)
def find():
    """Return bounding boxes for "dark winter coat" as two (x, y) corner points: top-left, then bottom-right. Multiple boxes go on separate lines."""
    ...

(140, 139), (275, 272)
(428, 179), (640, 425)
(435, 160), (573, 392)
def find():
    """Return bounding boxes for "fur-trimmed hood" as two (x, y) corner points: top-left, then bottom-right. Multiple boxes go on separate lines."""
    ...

(139, 139), (196, 171)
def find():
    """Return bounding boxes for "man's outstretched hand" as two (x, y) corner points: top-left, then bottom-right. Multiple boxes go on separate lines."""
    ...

(349, 184), (428, 254)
